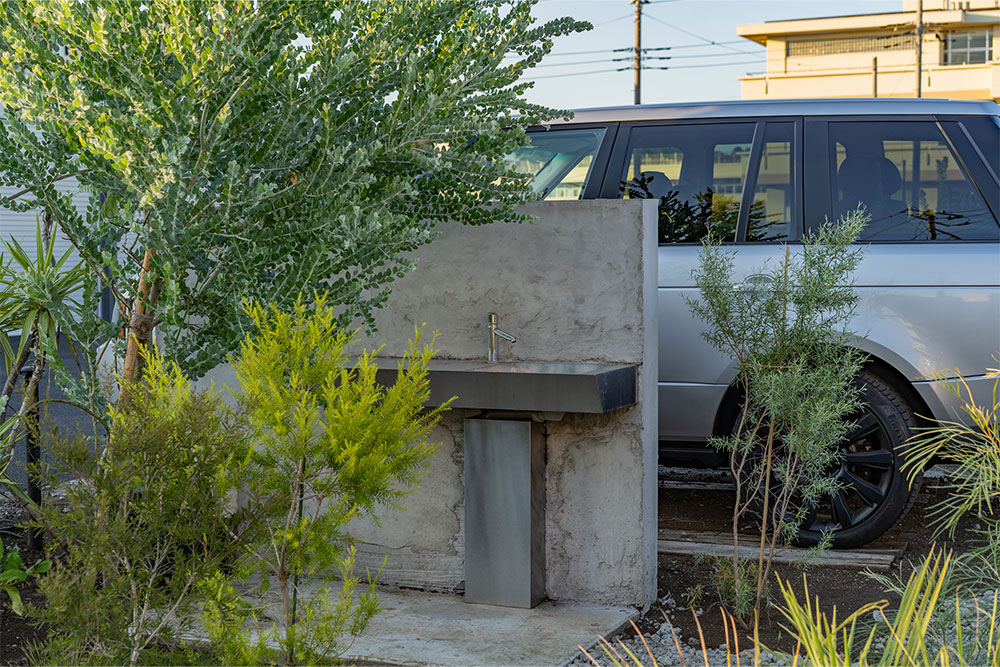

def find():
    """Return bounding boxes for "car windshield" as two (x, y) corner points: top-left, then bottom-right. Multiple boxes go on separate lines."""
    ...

(505, 128), (605, 200)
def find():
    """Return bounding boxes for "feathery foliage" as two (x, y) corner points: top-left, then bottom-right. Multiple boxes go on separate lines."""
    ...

(230, 293), (448, 664)
(687, 209), (868, 619)
(0, 0), (589, 385)
(774, 549), (1000, 667)
(33, 351), (250, 666)
(902, 368), (1000, 538)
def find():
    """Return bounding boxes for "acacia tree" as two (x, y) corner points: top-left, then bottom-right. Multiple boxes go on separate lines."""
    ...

(0, 0), (586, 390)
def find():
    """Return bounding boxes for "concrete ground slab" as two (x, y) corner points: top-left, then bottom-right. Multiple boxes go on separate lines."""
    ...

(342, 586), (637, 666)
(182, 579), (636, 666)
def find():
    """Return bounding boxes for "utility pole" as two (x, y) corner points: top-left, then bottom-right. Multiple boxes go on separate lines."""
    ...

(632, 0), (646, 105)
(915, 0), (923, 97)
(873, 56), (878, 97)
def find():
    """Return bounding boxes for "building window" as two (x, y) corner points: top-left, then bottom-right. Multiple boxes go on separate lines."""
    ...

(787, 34), (916, 57)
(943, 29), (993, 65)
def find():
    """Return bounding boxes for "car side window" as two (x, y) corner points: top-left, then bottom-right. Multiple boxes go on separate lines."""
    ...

(621, 123), (756, 244)
(747, 122), (794, 242)
(959, 115), (1000, 169)
(508, 128), (606, 200)
(825, 121), (998, 241)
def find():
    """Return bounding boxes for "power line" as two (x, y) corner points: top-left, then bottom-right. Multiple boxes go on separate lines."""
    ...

(562, 52), (763, 65)
(543, 40), (749, 58)
(544, 48), (619, 57)
(534, 51), (763, 69)
(643, 12), (762, 56)
(641, 59), (764, 70)
(621, 40), (750, 52)
(533, 58), (625, 69)
(524, 58), (771, 82)
(522, 67), (625, 81)
(639, 51), (765, 61)
(592, 12), (633, 27)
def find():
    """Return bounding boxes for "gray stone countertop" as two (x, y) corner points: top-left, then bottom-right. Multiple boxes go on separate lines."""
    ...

(368, 358), (638, 414)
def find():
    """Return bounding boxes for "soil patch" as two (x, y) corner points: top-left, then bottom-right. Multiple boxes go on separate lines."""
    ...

(633, 467), (989, 656)
(1, 523), (46, 666)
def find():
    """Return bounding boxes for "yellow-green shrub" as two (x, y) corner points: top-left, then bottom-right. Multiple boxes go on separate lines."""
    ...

(227, 293), (447, 664)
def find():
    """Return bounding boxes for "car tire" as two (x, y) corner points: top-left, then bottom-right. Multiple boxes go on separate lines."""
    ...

(793, 370), (923, 548)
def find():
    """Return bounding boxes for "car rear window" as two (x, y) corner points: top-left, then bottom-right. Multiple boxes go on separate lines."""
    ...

(958, 115), (1000, 178)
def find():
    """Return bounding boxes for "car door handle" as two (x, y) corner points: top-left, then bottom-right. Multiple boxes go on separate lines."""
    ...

(732, 273), (774, 291)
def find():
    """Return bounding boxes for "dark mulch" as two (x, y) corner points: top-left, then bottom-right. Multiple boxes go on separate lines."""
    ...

(635, 475), (988, 654)
(1, 530), (46, 667)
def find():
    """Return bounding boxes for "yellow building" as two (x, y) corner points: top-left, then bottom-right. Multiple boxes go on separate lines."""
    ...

(739, 0), (1000, 101)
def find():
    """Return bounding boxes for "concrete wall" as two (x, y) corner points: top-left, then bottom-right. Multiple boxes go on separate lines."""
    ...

(346, 200), (659, 608)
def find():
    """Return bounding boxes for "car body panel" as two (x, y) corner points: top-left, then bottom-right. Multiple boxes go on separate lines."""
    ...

(914, 374), (998, 426)
(522, 100), (1000, 444)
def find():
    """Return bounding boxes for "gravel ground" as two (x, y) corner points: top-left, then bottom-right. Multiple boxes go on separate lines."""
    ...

(571, 592), (783, 666)
(921, 589), (1000, 663)
(569, 586), (1000, 667)
(0, 490), (26, 522)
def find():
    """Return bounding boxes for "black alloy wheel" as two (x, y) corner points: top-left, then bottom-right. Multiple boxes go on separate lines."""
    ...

(794, 370), (922, 548)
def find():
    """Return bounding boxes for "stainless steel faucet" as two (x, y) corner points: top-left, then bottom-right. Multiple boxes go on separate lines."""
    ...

(488, 312), (517, 363)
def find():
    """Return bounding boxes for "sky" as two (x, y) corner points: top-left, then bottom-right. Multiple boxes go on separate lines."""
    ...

(522, 0), (902, 109)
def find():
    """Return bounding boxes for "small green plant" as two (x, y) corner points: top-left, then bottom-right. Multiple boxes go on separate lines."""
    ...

(683, 582), (705, 611)
(773, 549), (1000, 666)
(687, 209), (868, 620)
(198, 572), (273, 666)
(0, 216), (88, 507)
(579, 551), (1000, 667)
(229, 293), (448, 665)
(884, 365), (1000, 664)
(34, 352), (249, 666)
(0, 537), (49, 615)
(902, 367), (999, 539)
(710, 555), (758, 621)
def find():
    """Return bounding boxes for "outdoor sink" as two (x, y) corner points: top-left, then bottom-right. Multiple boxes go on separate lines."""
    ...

(372, 359), (637, 414)
(470, 361), (611, 375)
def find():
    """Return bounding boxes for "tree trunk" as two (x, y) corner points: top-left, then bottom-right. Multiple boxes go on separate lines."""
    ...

(120, 249), (162, 388)
(0, 327), (36, 424)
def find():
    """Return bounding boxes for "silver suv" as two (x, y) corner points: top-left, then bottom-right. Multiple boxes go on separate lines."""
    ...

(512, 99), (1000, 547)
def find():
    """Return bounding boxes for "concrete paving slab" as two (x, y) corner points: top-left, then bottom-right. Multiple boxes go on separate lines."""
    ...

(339, 587), (637, 666)
(181, 581), (635, 666)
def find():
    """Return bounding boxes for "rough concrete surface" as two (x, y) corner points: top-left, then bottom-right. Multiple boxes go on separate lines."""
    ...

(544, 411), (646, 605)
(363, 201), (649, 364)
(348, 200), (660, 608)
(183, 579), (636, 667)
(339, 586), (636, 667)
(348, 411), (470, 591)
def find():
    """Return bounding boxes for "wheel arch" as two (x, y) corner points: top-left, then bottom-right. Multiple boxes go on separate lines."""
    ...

(861, 355), (937, 428)
(710, 347), (939, 437)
